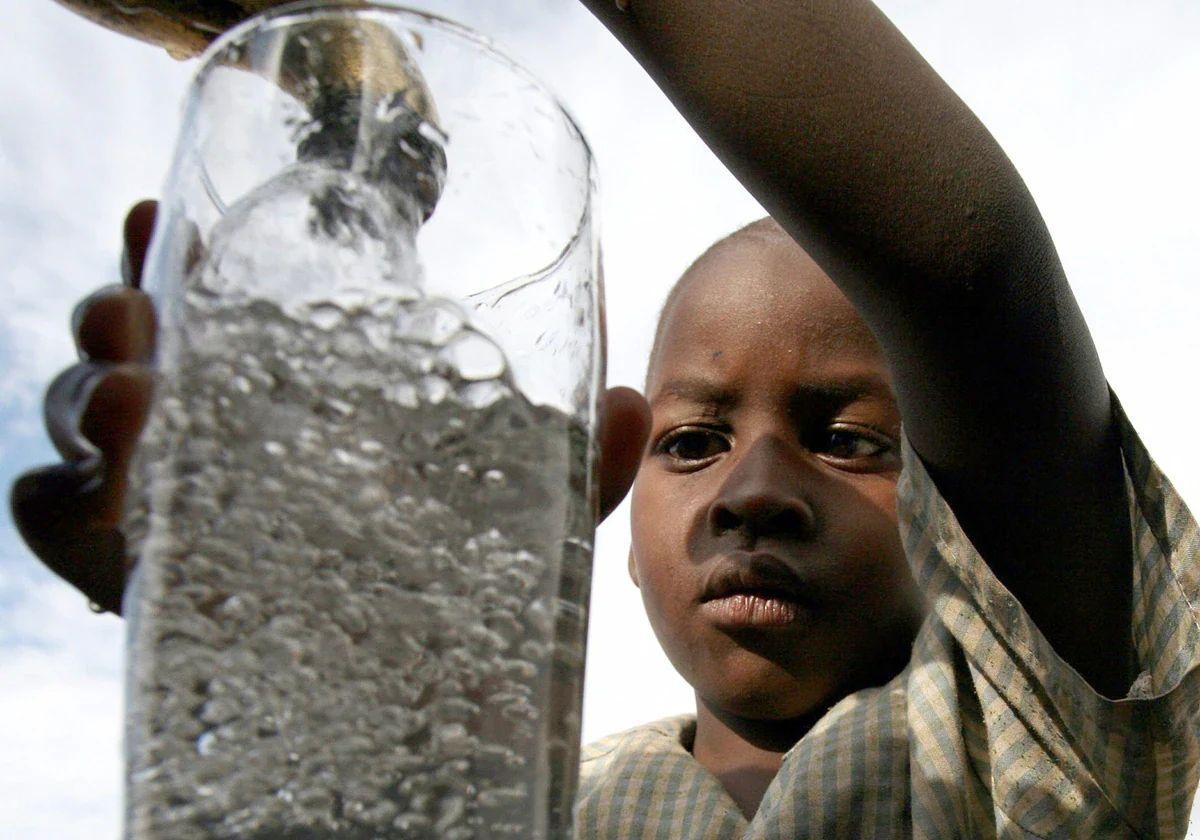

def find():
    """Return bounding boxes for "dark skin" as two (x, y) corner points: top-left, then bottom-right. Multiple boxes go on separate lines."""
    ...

(14, 0), (1136, 820)
(578, 0), (1133, 702)
(632, 230), (924, 816)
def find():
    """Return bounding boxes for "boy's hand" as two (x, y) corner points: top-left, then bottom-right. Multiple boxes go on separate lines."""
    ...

(10, 200), (158, 615)
(10, 200), (649, 616)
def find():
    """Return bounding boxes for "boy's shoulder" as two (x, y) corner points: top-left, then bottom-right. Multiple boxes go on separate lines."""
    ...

(580, 714), (695, 766)
(577, 714), (697, 797)
(574, 714), (752, 838)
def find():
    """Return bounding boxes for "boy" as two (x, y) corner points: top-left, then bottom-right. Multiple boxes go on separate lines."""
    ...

(573, 217), (1200, 837)
(14, 0), (1200, 836)
(565, 3), (1200, 832)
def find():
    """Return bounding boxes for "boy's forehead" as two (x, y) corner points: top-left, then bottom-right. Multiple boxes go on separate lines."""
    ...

(649, 236), (884, 391)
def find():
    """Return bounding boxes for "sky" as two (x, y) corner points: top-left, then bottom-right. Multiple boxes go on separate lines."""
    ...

(1, 0), (1199, 836)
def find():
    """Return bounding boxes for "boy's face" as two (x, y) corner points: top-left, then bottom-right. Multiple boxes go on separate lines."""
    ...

(631, 234), (925, 721)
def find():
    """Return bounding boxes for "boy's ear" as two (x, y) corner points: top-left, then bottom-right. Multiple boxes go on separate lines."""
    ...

(597, 387), (649, 523)
(627, 547), (641, 588)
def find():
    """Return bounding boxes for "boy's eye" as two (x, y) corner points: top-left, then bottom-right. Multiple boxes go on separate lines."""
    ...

(815, 427), (894, 462)
(657, 427), (730, 465)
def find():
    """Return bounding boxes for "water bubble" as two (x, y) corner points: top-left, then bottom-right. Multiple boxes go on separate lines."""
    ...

(294, 786), (333, 812)
(497, 657), (538, 682)
(421, 375), (451, 404)
(434, 795), (469, 833)
(384, 381), (421, 408)
(486, 613), (524, 644)
(196, 731), (217, 756)
(394, 813), (433, 833)
(398, 299), (464, 346)
(518, 640), (551, 661)
(501, 696), (539, 723)
(466, 624), (508, 654)
(318, 396), (355, 420)
(308, 304), (345, 331)
(478, 784), (528, 809)
(333, 447), (374, 471)
(439, 330), (506, 381)
(357, 799), (400, 827)
(524, 598), (556, 636)
(213, 593), (261, 629)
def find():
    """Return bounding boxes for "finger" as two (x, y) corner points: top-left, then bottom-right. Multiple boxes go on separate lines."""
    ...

(44, 361), (153, 527)
(10, 463), (130, 615)
(20, 359), (153, 615)
(121, 199), (158, 289)
(72, 285), (156, 362)
(597, 386), (651, 522)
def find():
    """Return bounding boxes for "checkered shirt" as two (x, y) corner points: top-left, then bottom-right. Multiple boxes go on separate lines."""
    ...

(574, 399), (1200, 838)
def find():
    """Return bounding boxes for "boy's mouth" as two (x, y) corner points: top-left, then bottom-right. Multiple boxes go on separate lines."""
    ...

(699, 553), (808, 629)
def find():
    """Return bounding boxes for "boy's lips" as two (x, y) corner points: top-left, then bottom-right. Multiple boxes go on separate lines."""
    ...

(698, 552), (810, 629)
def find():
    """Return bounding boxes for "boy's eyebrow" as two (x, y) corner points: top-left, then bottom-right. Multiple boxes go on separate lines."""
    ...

(651, 375), (893, 409)
(651, 378), (738, 409)
(791, 376), (895, 404)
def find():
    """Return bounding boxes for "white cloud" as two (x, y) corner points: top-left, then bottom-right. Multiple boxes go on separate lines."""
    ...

(0, 574), (124, 838)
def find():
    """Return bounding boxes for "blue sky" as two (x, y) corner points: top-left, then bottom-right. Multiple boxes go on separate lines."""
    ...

(3, 0), (1200, 836)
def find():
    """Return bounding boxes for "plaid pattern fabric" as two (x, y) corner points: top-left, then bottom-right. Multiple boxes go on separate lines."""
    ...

(574, 398), (1200, 838)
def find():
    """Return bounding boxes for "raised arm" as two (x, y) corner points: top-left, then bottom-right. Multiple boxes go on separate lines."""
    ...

(582, 0), (1133, 696)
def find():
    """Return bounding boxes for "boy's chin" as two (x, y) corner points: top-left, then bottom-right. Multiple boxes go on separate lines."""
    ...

(707, 685), (832, 723)
(693, 655), (840, 723)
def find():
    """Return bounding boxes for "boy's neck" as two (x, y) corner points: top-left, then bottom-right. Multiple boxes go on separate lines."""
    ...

(691, 696), (826, 819)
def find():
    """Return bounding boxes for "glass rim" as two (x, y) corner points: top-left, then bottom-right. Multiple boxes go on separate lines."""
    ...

(188, 0), (598, 300)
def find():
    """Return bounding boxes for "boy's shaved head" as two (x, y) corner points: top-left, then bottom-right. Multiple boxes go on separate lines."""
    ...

(648, 218), (792, 379)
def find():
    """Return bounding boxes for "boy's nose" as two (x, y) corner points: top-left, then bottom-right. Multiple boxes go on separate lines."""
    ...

(707, 436), (818, 542)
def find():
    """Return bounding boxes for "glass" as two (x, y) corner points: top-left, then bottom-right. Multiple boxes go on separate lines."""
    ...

(124, 4), (602, 838)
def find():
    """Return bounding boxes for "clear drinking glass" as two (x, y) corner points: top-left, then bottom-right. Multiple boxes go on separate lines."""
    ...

(124, 4), (601, 838)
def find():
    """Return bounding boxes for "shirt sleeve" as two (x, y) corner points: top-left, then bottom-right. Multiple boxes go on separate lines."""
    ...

(897, 392), (1200, 838)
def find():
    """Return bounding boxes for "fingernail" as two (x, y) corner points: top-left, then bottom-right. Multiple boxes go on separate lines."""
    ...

(123, 200), (158, 290)
(120, 246), (134, 288)
(45, 363), (109, 469)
